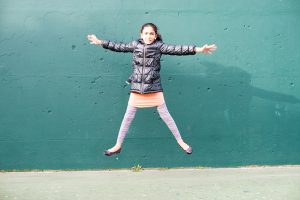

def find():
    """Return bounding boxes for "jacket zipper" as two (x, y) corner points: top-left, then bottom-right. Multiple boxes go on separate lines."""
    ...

(141, 44), (146, 93)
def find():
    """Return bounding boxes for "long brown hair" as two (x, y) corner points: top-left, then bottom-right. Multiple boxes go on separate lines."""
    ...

(140, 23), (163, 41)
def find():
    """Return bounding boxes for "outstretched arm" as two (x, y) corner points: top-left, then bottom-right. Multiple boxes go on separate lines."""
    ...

(159, 42), (217, 55)
(159, 43), (196, 55)
(87, 34), (135, 53)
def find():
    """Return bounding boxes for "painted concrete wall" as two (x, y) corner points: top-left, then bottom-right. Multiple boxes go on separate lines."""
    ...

(0, 0), (300, 170)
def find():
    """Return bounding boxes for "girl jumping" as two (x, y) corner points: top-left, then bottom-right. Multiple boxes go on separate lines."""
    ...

(87, 23), (217, 156)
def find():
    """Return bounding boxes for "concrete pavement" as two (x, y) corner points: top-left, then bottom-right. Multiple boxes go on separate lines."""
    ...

(0, 166), (300, 200)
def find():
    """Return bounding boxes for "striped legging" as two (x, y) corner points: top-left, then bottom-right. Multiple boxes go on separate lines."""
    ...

(116, 103), (182, 145)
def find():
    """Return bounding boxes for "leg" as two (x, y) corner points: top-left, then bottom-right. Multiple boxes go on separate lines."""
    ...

(107, 104), (137, 152)
(157, 103), (191, 151)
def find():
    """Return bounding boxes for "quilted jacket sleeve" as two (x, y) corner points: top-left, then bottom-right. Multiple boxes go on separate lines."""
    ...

(159, 42), (196, 56)
(101, 40), (136, 53)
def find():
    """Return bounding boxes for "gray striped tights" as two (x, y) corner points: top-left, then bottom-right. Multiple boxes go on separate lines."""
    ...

(116, 103), (182, 145)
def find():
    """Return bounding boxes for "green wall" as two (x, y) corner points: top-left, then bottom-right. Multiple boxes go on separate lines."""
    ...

(1, 0), (300, 170)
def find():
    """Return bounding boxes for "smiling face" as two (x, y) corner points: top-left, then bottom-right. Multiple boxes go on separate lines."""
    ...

(140, 26), (157, 45)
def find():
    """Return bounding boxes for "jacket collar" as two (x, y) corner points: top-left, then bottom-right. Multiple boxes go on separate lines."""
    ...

(138, 38), (145, 44)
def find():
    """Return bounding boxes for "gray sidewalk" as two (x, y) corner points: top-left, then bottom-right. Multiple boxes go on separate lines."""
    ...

(1, 166), (300, 200)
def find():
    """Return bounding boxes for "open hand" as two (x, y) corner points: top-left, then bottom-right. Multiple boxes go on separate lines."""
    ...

(196, 44), (217, 54)
(87, 34), (102, 45)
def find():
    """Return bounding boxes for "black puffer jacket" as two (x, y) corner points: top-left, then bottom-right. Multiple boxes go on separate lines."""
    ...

(101, 38), (196, 94)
